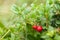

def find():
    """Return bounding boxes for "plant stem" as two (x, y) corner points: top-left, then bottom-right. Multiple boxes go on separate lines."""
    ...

(45, 13), (49, 27)
(0, 29), (10, 40)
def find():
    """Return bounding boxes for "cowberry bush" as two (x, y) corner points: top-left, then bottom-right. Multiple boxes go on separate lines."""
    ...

(0, 0), (60, 40)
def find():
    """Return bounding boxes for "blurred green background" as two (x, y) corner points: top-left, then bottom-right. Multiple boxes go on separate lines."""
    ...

(0, 0), (44, 26)
(0, 0), (42, 22)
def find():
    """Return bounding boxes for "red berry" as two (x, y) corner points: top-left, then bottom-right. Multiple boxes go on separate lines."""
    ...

(37, 26), (43, 32)
(33, 25), (37, 30)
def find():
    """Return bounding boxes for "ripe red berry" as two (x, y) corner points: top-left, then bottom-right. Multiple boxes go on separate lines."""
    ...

(37, 26), (43, 32)
(32, 25), (37, 30)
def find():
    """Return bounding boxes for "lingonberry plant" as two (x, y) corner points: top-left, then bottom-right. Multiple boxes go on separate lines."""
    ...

(0, 0), (60, 40)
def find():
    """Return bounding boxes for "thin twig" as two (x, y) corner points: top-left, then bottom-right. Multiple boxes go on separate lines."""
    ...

(0, 29), (10, 40)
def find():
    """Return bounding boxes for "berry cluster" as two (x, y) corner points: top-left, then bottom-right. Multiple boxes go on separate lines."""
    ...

(32, 25), (43, 32)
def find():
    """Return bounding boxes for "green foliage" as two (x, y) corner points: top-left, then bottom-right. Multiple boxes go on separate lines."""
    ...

(0, 0), (60, 40)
